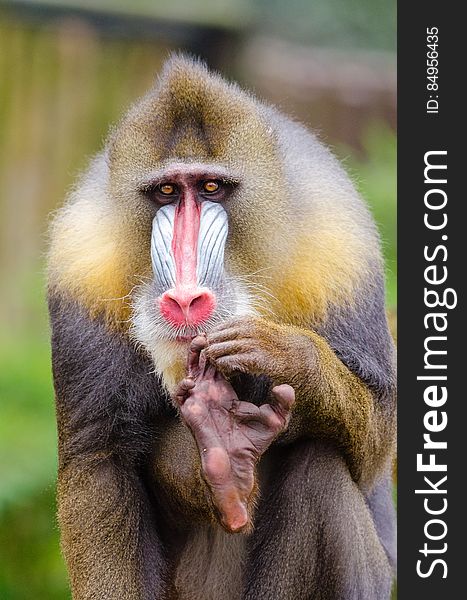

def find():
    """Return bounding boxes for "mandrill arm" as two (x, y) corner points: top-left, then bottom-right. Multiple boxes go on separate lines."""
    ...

(49, 296), (169, 599)
(204, 317), (396, 489)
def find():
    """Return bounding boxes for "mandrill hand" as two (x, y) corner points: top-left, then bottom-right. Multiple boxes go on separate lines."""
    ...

(204, 316), (316, 388)
(174, 335), (294, 533)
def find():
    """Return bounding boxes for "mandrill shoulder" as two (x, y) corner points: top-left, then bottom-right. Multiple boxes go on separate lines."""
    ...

(252, 106), (385, 327)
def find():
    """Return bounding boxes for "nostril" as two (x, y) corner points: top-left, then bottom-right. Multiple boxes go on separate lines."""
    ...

(188, 293), (206, 310)
(187, 292), (216, 325)
(159, 293), (185, 325)
(166, 296), (184, 314)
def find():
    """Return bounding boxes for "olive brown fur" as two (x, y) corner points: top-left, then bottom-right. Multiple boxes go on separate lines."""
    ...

(48, 55), (396, 600)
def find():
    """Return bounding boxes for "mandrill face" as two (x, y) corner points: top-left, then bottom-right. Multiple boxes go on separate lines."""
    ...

(133, 163), (257, 348)
(150, 174), (229, 337)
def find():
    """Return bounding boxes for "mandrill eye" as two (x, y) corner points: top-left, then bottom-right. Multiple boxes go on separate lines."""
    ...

(143, 182), (180, 205)
(198, 179), (237, 202)
(159, 183), (176, 195)
(203, 181), (220, 193)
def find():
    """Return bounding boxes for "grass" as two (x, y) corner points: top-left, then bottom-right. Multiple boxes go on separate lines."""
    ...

(0, 329), (69, 599)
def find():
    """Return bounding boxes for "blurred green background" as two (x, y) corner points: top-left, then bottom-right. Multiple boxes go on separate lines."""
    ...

(0, 1), (396, 597)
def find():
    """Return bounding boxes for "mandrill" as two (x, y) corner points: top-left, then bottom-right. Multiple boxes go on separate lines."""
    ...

(47, 55), (396, 600)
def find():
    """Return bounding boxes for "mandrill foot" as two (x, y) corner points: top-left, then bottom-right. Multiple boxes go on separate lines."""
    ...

(174, 335), (295, 533)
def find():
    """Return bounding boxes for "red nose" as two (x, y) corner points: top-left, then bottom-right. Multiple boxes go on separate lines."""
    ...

(159, 288), (216, 327)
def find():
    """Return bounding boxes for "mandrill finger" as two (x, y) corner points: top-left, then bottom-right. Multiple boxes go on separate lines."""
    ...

(214, 352), (256, 375)
(187, 335), (208, 376)
(270, 383), (295, 418)
(229, 400), (261, 420)
(207, 325), (253, 344)
(198, 349), (217, 380)
(205, 339), (252, 361)
(173, 377), (196, 406)
(270, 384), (295, 415)
(235, 402), (284, 433)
